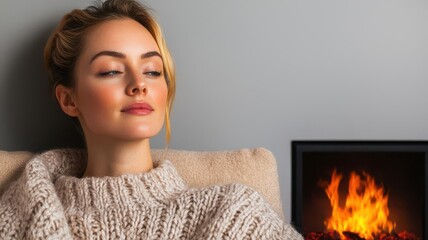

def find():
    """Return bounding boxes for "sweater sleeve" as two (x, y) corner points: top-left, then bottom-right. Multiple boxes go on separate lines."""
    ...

(195, 184), (303, 240)
(0, 157), (73, 239)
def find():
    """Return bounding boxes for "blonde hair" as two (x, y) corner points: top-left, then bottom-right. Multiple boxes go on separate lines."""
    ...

(44, 0), (175, 144)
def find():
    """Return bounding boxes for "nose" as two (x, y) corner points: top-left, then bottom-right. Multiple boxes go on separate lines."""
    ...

(126, 72), (147, 96)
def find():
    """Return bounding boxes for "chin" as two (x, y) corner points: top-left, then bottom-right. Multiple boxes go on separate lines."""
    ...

(119, 128), (161, 141)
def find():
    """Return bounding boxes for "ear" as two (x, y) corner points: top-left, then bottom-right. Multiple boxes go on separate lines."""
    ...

(55, 85), (80, 117)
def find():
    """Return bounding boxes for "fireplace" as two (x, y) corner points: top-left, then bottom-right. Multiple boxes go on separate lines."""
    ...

(292, 141), (427, 240)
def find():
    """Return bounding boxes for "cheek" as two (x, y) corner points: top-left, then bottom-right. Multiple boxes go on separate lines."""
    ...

(152, 82), (168, 110)
(77, 84), (122, 115)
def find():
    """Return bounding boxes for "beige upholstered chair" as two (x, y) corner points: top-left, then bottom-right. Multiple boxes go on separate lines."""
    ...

(0, 148), (284, 219)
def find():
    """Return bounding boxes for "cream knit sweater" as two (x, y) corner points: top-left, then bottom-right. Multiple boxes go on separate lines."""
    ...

(0, 149), (303, 239)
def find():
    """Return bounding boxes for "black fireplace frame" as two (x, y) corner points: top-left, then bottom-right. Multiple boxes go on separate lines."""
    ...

(291, 140), (428, 239)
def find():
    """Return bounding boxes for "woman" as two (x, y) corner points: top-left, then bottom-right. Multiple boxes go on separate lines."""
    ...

(0, 0), (303, 239)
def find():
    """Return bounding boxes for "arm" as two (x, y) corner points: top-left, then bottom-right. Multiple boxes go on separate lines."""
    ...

(195, 184), (303, 240)
(0, 157), (72, 240)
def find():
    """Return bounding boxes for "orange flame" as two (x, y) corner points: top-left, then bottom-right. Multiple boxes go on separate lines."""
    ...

(324, 169), (396, 239)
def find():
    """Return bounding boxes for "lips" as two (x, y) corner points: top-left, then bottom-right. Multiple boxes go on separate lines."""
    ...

(121, 102), (154, 115)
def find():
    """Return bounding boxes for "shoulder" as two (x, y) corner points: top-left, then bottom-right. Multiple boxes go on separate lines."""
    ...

(179, 183), (275, 222)
(206, 183), (279, 220)
(195, 183), (277, 224)
(0, 149), (75, 239)
(34, 148), (85, 166)
(207, 183), (270, 205)
(184, 183), (265, 205)
(209, 183), (268, 209)
(3, 148), (83, 189)
(1, 149), (85, 198)
(27, 148), (86, 179)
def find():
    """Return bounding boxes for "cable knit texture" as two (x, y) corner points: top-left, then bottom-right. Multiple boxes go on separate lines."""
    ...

(0, 149), (303, 239)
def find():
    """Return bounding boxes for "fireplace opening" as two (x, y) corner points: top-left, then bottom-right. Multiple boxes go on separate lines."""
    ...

(292, 141), (427, 240)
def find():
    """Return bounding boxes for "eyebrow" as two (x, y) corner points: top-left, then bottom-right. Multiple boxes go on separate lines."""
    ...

(90, 50), (163, 63)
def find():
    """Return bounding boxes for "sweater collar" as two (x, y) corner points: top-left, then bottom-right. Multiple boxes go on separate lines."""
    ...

(38, 149), (187, 209)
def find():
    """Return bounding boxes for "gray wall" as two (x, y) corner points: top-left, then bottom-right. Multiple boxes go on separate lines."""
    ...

(1, 0), (428, 222)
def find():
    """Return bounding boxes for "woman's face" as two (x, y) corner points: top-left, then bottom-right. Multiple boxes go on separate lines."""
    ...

(70, 18), (167, 142)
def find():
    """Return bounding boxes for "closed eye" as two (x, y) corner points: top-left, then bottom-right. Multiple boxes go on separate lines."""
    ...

(98, 70), (123, 77)
(144, 71), (162, 77)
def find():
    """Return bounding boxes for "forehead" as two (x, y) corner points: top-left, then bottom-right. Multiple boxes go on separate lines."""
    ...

(80, 18), (160, 60)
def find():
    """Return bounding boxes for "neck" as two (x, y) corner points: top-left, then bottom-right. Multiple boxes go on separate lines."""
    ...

(82, 137), (153, 178)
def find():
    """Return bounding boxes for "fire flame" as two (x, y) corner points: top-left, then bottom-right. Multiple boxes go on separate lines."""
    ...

(324, 169), (396, 239)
